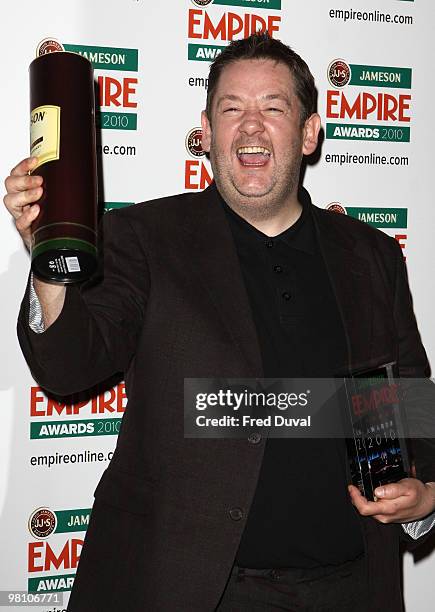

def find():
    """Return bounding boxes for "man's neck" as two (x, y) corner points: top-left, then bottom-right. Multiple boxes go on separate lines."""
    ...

(228, 199), (303, 237)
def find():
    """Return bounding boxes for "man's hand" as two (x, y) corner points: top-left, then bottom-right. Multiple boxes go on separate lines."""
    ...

(3, 156), (43, 250)
(3, 156), (66, 329)
(349, 479), (435, 523)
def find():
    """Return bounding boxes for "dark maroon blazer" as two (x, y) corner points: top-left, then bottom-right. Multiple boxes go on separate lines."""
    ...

(18, 184), (435, 611)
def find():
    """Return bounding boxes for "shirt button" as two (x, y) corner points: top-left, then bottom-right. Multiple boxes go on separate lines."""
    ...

(265, 239), (274, 248)
(282, 291), (291, 301)
(248, 432), (261, 444)
(273, 265), (283, 273)
(269, 569), (282, 581)
(229, 507), (244, 521)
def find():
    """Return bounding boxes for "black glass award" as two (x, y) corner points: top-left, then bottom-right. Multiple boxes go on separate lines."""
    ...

(343, 362), (410, 500)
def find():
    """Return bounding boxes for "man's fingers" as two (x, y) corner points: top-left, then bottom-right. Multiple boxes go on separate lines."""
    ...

(4, 156), (43, 222)
(15, 203), (40, 229)
(348, 485), (377, 514)
(4, 173), (43, 194)
(348, 484), (401, 516)
(10, 156), (39, 176)
(374, 479), (420, 502)
(374, 483), (406, 500)
(351, 495), (388, 516)
(348, 480), (431, 523)
(3, 188), (43, 219)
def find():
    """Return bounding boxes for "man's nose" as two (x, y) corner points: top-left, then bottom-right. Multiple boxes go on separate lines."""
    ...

(239, 108), (265, 135)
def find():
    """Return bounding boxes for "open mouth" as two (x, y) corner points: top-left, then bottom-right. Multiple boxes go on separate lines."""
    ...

(236, 146), (271, 167)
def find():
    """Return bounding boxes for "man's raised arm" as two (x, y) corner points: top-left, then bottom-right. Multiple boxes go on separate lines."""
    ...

(3, 156), (65, 329)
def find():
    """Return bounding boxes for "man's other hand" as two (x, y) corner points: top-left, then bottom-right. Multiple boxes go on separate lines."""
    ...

(349, 480), (435, 523)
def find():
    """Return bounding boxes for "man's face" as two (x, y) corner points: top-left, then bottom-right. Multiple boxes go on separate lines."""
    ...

(201, 58), (319, 215)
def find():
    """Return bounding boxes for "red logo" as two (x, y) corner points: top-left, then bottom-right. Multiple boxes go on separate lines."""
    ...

(326, 202), (347, 215)
(29, 507), (57, 539)
(186, 128), (205, 158)
(36, 38), (64, 57)
(328, 59), (351, 88)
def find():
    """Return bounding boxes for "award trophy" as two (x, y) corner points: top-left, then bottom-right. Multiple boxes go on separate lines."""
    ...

(342, 362), (410, 500)
(29, 51), (98, 283)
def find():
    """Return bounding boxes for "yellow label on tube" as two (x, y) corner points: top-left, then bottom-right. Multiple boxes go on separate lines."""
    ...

(30, 105), (60, 169)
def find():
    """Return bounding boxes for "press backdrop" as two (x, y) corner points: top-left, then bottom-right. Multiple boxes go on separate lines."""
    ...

(0, 1), (434, 610)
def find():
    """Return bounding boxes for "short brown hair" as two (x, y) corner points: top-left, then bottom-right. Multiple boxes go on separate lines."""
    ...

(206, 31), (316, 125)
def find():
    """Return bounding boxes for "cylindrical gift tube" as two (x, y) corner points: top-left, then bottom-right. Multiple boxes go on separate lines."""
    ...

(29, 51), (98, 283)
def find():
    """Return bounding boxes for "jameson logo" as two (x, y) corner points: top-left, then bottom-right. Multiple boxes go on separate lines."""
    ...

(29, 508), (57, 539)
(327, 202), (346, 214)
(186, 127), (205, 157)
(326, 59), (412, 143)
(347, 207), (407, 228)
(29, 508), (91, 538)
(36, 38), (64, 56)
(63, 43), (138, 71)
(192, 0), (281, 8)
(184, 127), (211, 189)
(328, 59), (351, 88)
(187, 8), (281, 61)
(328, 60), (412, 89)
(326, 204), (408, 229)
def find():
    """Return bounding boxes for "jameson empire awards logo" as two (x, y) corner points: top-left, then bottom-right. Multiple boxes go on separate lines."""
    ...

(326, 203), (408, 257)
(187, 1), (281, 62)
(29, 384), (126, 439)
(325, 59), (412, 142)
(36, 38), (139, 131)
(28, 507), (90, 593)
(184, 127), (213, 190)
(185, 127), (205, 158)
(29, 507), (91, 539)
(29, 508), (57, 539)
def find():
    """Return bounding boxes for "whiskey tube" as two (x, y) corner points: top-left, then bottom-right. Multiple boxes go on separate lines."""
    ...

(29, 51), (97, 283)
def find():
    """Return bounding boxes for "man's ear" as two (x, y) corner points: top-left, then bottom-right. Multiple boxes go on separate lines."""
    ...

(201, 110), (211, 153)
(302, 113), (321, 156)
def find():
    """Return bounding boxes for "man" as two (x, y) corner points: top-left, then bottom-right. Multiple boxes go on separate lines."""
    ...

(4, 32), (435, 611)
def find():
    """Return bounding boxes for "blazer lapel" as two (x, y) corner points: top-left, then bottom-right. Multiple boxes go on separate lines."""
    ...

(311, 204), (374, 373)
(185, 184), (263, 378)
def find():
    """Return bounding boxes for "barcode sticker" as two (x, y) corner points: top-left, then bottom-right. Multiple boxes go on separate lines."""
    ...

(65, 257), (81, 273)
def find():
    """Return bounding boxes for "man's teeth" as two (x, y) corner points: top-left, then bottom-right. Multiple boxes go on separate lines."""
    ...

(237, 146), (271, 155)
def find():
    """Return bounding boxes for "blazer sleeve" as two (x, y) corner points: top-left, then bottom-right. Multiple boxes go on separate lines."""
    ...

(391, 237), (435, 485)
(17, 209), (150, 396)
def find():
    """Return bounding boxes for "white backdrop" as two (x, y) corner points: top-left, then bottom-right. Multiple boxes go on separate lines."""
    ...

(0, 1), (434, 610)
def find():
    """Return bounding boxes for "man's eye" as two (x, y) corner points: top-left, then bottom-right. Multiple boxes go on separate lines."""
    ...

(222, 107), (241, 114)
(263, 107), (284, 115)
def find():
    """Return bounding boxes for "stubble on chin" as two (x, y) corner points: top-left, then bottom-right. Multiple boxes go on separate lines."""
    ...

(211, 150), (300, 224)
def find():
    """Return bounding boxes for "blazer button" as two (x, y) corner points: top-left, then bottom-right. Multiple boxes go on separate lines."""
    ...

(248, 432), (261, 444)
(229, 507), (244, 521)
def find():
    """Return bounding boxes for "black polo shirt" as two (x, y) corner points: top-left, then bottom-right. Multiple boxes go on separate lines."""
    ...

(219, 188), (364, 568)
